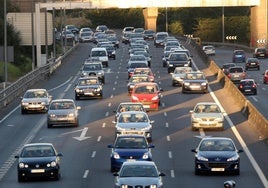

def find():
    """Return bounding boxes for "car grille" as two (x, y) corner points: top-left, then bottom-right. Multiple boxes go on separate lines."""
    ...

(201, 118), (217, 121)
(207, 162), (229, 168)
(122, 131), (144, 135)
(122, 185), (153, 188)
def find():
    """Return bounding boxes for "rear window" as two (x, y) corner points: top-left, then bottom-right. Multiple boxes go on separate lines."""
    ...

(229, 68), (243, 73)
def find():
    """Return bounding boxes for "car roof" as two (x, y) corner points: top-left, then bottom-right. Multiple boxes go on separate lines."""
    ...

(122, 161), (155, 166)
(195, 102), (218, 106)
(51, 99), (75, 103)
(201, 137), (233, 141)
(133, 82), (157, 86)
(26, 88), (47, 92)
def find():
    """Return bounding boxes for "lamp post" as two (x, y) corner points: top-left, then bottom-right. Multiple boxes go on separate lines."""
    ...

(4, 0), (7, 89)
(165, 7), (168, 32)
(222, 6), (225, 43)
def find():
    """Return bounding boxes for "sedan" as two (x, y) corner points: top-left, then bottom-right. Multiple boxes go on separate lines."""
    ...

(238, 79), (257, 95)
(190, 102), (224, 131)
(191, 137), (243, 175)
(15, 143), (62, 182)
(74, 76), (103, 100)
(20, 89), (52, 114)
(221, 63), (236, 75)
(114, 102), (146, 122)
(245, 57), (260, 70)
(133, 67), (155, 82)
(171, 67), (193, 86)
(127, 74), (150, 95)
(47, 99), (81, 128)
(131, 82), (162, 111)
(202, 45), (215, 56)
(182, 71), (208, 93)
(114, 161), (165, 188)
(114, 111), (154, 142)
(108, 134), (154, 172)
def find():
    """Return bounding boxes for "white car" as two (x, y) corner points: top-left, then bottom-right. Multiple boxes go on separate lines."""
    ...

(190, 102), (224, 131)
(202, 45), (215, 56)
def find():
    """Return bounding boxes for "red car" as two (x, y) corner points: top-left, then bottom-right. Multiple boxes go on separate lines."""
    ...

(263, 70), (268, 84)
(131, 82), (162, 111)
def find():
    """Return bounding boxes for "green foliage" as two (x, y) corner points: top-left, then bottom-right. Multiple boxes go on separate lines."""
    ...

(0, 61), (29, 82)
(169, 21), (184, 35)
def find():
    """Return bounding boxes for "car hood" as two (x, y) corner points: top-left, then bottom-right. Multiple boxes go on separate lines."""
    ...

(19, 156), (57, 163)
(132, 93), (158, 100)
(184, 80), (207, 83)
(48, 109), (76, 114)
(116, 122), (151, 129)
(117, 177), (160, 185)
(76, 85), (100, 89)
(22, 98), (49, 103)
(199, 151), (237, 161)
(172, 73), (185, 78)
(193, 113), (223, 119)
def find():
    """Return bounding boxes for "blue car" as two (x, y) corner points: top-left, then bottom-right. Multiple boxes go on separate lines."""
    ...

(108, 134), (154, 172)
(232, 50), (246, 63)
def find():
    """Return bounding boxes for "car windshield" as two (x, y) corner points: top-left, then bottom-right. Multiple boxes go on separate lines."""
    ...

(174, 68), (192, 74)
(118, 104), (144, 112)
(50, 101), (74, 110)
(169, 53), (187, 61)
(241, 80), (254, 86)
(24, 91), (47, 98)
(129, 63), (147, 68)
(78, 79), (98, 85)
(129, 76), (148, 83)
(194, 104), (221, 113)
(118, 113), (148, 123)
(130, 55), (146, 61)
(120, 165), (158, 177)
(83, 64), (101, 71)
(199, 140), (235, 151)
(229, 68), (243, 73)
(134, 85), (156, 94)
(21, 145), (55, 157)
(185, 73), (205, 80)
(115, 137), (147, 149)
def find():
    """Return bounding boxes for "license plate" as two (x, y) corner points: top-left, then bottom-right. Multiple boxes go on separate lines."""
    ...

(245, 89), (251, 92)
(31, 169), (45, 173)
(127, 159), (136, 162)
(143, 105), (150, 108)
(211, 168), (225, 172)
(84, 92), (93, 95)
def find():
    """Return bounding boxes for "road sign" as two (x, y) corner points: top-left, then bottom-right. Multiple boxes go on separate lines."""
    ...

(257, 39), (266, 44)
(226, 36), (237, 40)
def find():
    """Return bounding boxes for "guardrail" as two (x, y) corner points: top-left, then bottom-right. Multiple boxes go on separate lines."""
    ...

(0, 43), (78, 110)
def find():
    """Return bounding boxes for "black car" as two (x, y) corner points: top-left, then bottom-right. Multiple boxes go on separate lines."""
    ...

(15, 143), (62, 182)
(245, 57), (260, 70)
(221, 63), (236, 75)
(143, 29), (155, 40)
(182, 71), (208, 93)
(102, 44), (116, 60)
(74, 76), (103, 99)
(238, 79), (257, 95)
(191, 137), (243, 175)
(107, 36), (120, 48)
(154, 32), (168, 47)
(166, 52), (192, 73)
(253, 47), (268, 58)
(80, 61), (105, 84)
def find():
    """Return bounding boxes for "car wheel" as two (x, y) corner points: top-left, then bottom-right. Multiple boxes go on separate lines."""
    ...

(18, 173), (25, 182)
(254, 90), (257, 95)
(172, 82), (176, 86)
(75, 95), (80, 100)
(110, 166), (116, 172)
(21, 109), (26, 114)
(192, 126), (197, 131)
(195, 168), (200, 175)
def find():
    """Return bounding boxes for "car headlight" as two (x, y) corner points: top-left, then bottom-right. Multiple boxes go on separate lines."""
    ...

(68, 113), (75, 117)
(41, 102), (46, 105)
(112, 51), (116, 55)
(113, 152), (120, 159)
(184, 82), (190, 86)
(201, 82), (207, 86)
(82, 72), (87, 76)
(192, 116), (202, 122)
(97, 72), (104, 75)
(49, 114), (56, 118)
(121, 185), (128, 188)
(47, 161), (57, 167)
(75, 89), (82, 92)
(150, 185), (157, 188)
(94, 88), (101, 92)
(142, 152), (149, 159)
(141, 125), (152, 131)
(19, 163), (28, 168)
(131, 95), (139, 101)
(168, 64), (174, 67)
(21, 102), (29, 106)
(116, 126), (126, 131)
(227, 155), (239, 161)
(197, 155), (208, 161)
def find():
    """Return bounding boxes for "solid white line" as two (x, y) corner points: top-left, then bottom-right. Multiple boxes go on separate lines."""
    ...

(170, 170), (175, 178)
(83, 170), (89, 178)
(91, 151), (96, 158)
(97, 136), (101, 142)
(168, 151), (172, 159)
(167, 135), (171, 141)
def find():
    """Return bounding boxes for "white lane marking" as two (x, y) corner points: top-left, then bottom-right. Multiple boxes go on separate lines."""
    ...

(64, 83), (72, 92)
(167, 136), (171, 142)
(48, 76), (73, 92)
(170, 170), (175, 178)
(83, 170), (89, 178)
(164, 112), (167, 117)
(168, 151), (172, 159)
(165, 122), (169, 128)
(110, 95), (114, 98)
(108, 103), (111, 107)
(102, 122), (106, 128)
(91, 151), (96, 158)
(97, 136), (101, 142)
(105, 112), (109, 117)
(251, 96), (258, 102)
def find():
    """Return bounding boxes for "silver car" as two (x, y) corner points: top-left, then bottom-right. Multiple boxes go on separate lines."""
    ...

(47, 99), (81, 128)
(114, 111), (154, 142)
(114, 161), (165, 188)
(21, 89), (52, 114)
(171, 67), (193, 86)
(190, 102), (224, 131)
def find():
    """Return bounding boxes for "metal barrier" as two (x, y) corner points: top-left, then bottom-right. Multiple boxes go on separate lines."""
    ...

(0, 43), (78, 109)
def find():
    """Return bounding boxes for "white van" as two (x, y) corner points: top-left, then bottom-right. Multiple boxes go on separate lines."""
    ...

(90, 47), (109, 67)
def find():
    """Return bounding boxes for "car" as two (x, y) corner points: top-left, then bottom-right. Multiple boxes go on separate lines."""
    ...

(232, 50), (246, 63)
(47, 99), (81, 128)
(65, 24), (79, 34)
(122, 26), (134, 35)
(221, 63), (236, 75)
(143, 29), (155, 40)
(133, 67), (155, 82)
(15, 143), (62, 182)
(61, 30), (75, 41)
(245, 57), (260, 70)
(131, 82), (162, 111)
(127, 74), (151, 94)
(133, 51), (152, 67)
(182, 71), (208, 93)
(263, 69), (268, 84)
(21, 89), (52, 114)
(114, 161), (165, 188)
(238, 79), (257, 95)
(202, 45), (215, 56)
(121, 32), (132, 44)
(113, 111), (154, 142)
(154, 32), (168, 47)
(107, 134), (154, 172)
(80, 61), (105, 83)
(78, 32), (93, 43)
(227, 66), (246, 83)
(191, 137), (243, 175)
(127, 62), (148, 79)
(74, 76), (103, 100)
(113, 102), (146, 122)
(107, 36), (120, 48)
(162, 51), (172, 67)
(90, 47), (109, 67)
(127, 55), (148, 67)
(253, 47), (268, 58)
(190, 102), (224, 131)
(171, 67), (193, 86)
(102, 44), (116, 59)
(166, 52), (192, 73)
(95, 25), (108, 32)
(133, 27), (145, 34)
(104, 29), (116, 37)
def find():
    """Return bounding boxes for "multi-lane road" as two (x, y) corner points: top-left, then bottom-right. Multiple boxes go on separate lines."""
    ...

(0, 35), (267, 188)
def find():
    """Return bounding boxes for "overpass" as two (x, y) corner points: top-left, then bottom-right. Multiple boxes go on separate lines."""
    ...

(34, 0), (265, 67)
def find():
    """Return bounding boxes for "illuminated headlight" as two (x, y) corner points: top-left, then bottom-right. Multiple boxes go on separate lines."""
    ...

(192, 117), (202, 122)
(201, 82), (207, 86)
(227, 155), (239, 161)
(151, 96), (159, 101)
(75, 89), (82, 92)
(68, 113), (75, 117)
(131, 95), (139, 100)
(21, 102), (29, 106)
(129, 85), (135, 88)
(116, 126), (126, 131)
(142, 152), (149, 159)
(47, 161), (57, 167)
(184, 82), (190, 86)
(121, 185), (128, 188)
(19, 163), (28, 168)
(112, 51), (116, 55)
(168, 64), (174, 67)
(97, 71), (104, 75)
(197, 155), (208, 161)
(141, 125), (152, 131)
(94, 88), (101, 92)
(41, 102), (46, 105)
(49, 114), (56, 118)
(113, 152), (120, 159)
(150, 185), (157, 188)
(82, 72), (87, 76)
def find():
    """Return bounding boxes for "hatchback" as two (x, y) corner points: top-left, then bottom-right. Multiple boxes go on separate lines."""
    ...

(227, 66), (246, 83)
(232, 50), (246, 63)
(238, 79), (257, 95)
(245, 58), (260, 70)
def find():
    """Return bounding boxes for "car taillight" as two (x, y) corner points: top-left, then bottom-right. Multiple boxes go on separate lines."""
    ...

(239, 84), (243, 89)
(227, 74), (231, 78)
(253, 84), (257, 88)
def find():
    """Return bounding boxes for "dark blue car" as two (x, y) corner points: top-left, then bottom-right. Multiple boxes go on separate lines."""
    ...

(232, 49), (246, 63)
(108, 134), (154, 172)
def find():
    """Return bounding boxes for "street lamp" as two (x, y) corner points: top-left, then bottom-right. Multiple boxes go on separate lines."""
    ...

(165, 7), (168, 32)
(4, 0), (7, 89)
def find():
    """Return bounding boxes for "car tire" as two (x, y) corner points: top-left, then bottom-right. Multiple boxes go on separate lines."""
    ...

(195, 168), (200, 175)
(18, 173), (25, 182)
(110, 166), (116, 172)
(192, 126), (197, 131)
(47, 123), (52, 128)
(21, 109), (26, 114)
(75, 95), (80, 100)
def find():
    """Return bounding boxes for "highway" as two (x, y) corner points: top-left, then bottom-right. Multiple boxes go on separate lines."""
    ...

(0, 34), (267, 188)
